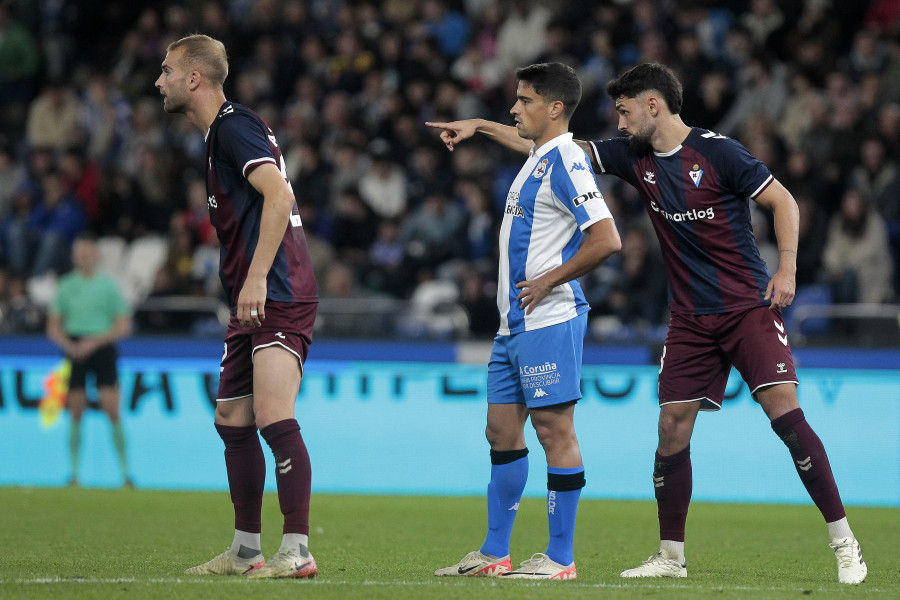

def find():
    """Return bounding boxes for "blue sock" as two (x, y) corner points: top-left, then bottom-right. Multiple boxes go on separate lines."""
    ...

(545, 466), (585, 566)
(480, 448), (528, 558)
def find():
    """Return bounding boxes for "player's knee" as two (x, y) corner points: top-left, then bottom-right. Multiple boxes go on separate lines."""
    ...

(485, 422), (523, 450)
(532, 419), (576, 452)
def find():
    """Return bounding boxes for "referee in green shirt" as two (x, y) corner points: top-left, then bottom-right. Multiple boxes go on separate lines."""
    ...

(46, 233), (133, 488)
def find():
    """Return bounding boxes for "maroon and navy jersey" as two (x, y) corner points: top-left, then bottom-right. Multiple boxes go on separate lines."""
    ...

(205, 101), (317, 311)
(589, 128), (773, 316)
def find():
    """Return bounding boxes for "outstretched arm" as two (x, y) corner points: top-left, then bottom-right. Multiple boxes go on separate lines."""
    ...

(753, 178), (798, 310)
(425, 118), (532, 154)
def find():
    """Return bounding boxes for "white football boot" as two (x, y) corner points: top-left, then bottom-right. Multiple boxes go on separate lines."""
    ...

(830, 537), (867, 584)
(184, 548), (265, 576)
(434, 550), (512, 577)
(620, 551), (687, 578)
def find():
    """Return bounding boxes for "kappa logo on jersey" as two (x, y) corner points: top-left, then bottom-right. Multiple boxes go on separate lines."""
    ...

(220, 104), (234, 116)
(569, 161), (589, 173)
(505, 191), (524, 218)
(689, 164), (704, 187)
(532, 158), (549, 178)
(574, 190), (602, 206)
(643, 170), (657, 184)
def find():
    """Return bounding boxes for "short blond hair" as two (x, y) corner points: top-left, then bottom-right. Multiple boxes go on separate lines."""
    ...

(167, 34), (229, 87)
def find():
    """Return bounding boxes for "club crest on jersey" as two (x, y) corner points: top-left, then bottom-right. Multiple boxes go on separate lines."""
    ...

(532, 159), (549, 178)
(505, 191), (524, 218)
(689, 164), (704, 187)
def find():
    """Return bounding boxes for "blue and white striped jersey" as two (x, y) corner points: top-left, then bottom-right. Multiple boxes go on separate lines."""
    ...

(497, 132), (614, 335)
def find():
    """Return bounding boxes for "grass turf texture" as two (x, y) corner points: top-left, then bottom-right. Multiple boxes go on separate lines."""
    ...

(0, 487), (896, 599)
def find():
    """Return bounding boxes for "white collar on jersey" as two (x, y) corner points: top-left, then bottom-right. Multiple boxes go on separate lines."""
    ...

(528, 132), (574, 158)
(654, 144), (682, 157)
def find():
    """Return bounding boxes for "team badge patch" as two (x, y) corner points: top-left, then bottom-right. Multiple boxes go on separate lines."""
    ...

(532, 159), (549, 178)
(689, 164), (703, 187)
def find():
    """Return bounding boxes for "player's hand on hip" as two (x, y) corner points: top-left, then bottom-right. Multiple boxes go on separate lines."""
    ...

(237, 275), (267, 328)
(425, 120), (476, 151)
(516, 278), (552, 315)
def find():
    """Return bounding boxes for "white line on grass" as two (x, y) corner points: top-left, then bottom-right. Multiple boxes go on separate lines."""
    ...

(3, 577), (892, 592)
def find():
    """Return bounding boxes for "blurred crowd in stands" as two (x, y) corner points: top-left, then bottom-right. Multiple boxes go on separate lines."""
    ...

(0, 0), (898, 339)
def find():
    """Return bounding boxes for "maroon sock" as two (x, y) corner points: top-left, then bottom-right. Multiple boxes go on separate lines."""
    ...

(771, 408), (846, 522)
(655, 446), (692, 542)
(215, 423), (265, 533)
(260, 419), (311, 535)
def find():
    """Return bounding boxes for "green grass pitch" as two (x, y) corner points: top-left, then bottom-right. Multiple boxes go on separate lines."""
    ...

(0, 487), (896, 599)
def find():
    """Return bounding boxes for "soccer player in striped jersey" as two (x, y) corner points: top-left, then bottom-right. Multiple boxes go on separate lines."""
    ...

(431, 63), (621, 580)
(427, 62), (866, 585)
(156, 34), (318, 579)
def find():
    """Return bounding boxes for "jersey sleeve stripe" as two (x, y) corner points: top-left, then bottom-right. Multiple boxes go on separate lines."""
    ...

(749, 174), (774, 199)
(242, 156), (277, 178)
(589, 141), (605, 174)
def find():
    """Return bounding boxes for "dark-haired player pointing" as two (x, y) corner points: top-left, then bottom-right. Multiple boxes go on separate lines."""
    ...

(428, 62), (866, 585)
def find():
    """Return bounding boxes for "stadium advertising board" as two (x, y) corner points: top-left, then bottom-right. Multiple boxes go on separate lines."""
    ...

(0, 350), (896, 507)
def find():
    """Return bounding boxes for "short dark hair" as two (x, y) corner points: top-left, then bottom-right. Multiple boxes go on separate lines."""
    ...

(606, 63), (683, 115)
(515, 62), (582, 119)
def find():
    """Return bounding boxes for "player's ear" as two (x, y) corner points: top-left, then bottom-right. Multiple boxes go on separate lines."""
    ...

(648, 96), (660, 118)
(188, 71), (202, 91)
(549, 100), (564, 119)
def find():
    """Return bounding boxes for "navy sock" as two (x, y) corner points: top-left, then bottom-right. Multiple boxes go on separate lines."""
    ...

(545, 466), (585, 566)
(480, 448), (528, 558)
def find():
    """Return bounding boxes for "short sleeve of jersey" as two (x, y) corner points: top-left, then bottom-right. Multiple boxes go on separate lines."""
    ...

(50, 279), (69, 316)
(216, 112), (277, 179)
(552, 142), (613, 230)
(717, 137), (773, 199)
(589, 137), (636, 184)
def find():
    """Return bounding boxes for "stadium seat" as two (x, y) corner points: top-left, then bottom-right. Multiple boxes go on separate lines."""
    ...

(96, 235), (127, 280)
(25, 272), (58, 308)
(120, 235), (168, 306)
(397, 279), (469, 339)
(784, 283), (832, 337)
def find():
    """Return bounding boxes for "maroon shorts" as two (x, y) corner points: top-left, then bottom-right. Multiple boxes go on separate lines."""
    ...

(216, 301), (317, 401)
(658, 306), (798, 410)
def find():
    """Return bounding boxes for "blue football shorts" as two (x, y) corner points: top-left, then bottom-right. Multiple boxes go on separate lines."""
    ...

(487, 312), (587, 409)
